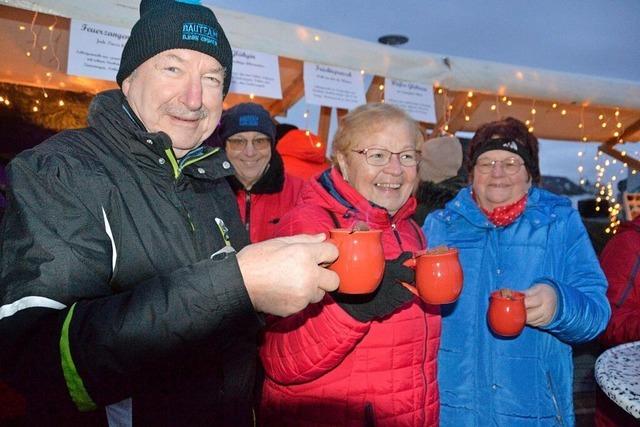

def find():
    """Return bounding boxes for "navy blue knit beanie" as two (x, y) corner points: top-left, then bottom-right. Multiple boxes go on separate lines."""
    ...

(117, 0), (233, 96)
(217, 103), (276, 144)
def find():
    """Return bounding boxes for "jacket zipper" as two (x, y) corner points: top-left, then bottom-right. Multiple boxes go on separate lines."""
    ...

(244, 192), (252, 234)
(391, 219), (428, 423)
(421, 317), (428, 424)
(616, 254), (640, 307)
(390, 222), (402, 247)
(364, 402), (376, 427)
(546, 371), (564, 426)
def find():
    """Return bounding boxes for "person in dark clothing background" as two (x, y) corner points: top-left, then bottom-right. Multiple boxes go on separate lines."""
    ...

(413, 135), (465, 225)
(0, 1), (339, 426)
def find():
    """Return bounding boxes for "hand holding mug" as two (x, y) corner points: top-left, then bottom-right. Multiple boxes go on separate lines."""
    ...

(487, 289), (526, 337)
(523, 283), (558, 327)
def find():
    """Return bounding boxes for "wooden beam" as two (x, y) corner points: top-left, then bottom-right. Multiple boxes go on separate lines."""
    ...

(266, 73), (304, 117)
(432, 92), (467, 134)
(598, 143), (640, 171)
(336, 108), (348, 121)
(365, 75), (385, 103)
(447, 93), (481, 133)
(599, 117), (640, 172)
(318, 106), (332, 143)
(604, 117), (640, 145)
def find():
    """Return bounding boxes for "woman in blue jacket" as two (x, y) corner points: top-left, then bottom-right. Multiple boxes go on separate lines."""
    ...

(423, 117), (610, 426)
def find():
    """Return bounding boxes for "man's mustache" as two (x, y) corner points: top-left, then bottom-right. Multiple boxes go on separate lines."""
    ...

(164, 105), (208, 120)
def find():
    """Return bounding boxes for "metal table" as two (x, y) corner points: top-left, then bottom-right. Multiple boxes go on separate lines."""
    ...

(595, 341), (640, 419)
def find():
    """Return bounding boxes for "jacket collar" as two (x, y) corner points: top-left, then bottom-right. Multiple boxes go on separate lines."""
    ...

(227, 150), (285, 195)
(304, 167), (416, 226)
(88, 89), (233, 181)
(445, 186), (570, 228)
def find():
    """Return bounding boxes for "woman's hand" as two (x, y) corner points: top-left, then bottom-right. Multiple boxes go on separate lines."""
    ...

(523, 283), (558, 327)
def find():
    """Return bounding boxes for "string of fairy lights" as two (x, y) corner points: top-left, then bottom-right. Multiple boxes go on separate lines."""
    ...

(1, 11), (66, 114)
(429, 87), (635, 233)
(2, 10), (638, 232)
(415, 85), (635, 235)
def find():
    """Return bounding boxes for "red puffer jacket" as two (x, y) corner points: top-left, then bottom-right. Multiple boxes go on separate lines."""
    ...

(259, 167), (441, 427)
(235, 172), (303, 242)
(595, 216), (640, 427)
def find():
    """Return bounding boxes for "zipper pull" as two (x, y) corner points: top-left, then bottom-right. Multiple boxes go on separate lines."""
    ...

(215, 217), (232, 247)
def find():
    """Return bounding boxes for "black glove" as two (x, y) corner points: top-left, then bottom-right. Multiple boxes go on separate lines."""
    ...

(333, 252), (415, 322)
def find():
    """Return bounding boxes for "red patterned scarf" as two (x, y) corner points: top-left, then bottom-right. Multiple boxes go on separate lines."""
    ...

(478, 194), (528, 227)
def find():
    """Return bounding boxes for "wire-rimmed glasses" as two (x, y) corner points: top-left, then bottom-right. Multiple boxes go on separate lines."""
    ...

(351, 148), (419, 167)
(475, 158), (524, 175)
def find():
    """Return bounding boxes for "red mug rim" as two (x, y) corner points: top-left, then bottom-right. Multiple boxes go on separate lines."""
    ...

(490, 290), (525, 301)
(414, 247), (458, 258)
(329, 228), (383, 235)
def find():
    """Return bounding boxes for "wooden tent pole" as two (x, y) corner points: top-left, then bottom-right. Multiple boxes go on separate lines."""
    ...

(598, 144), (640, 171)
(318, 106), (332, 144)
(598, 117), (640, 171)
(604, 117), (640, 146)
(365, 75), (385, 103)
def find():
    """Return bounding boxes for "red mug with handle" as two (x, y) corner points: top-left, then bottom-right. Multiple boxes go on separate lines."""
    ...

(487, 289), (526, 337)
(327, 228), (385, 294)
(403, 247), (463, 304)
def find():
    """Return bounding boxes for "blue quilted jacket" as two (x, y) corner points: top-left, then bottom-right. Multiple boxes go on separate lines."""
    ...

(423, 186), (610, 426)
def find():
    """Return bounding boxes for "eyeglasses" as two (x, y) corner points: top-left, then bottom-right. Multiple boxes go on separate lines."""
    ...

(351, 148), (419, 167)
(226, 137), (271, 150)
(475, 158), (524, 175)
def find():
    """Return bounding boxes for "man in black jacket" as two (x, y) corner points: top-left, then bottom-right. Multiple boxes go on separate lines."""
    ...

(0, 1), (338, 426)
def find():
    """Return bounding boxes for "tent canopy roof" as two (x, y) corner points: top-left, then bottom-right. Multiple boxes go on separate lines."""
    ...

(2, 0), (640, 146)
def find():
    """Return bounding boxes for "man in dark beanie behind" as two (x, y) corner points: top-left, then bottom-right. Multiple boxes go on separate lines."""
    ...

(0, 1), (339, 426)
(215, 103), (303, 243)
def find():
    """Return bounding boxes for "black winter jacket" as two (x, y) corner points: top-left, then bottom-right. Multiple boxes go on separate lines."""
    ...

(0, 90), (261, 426)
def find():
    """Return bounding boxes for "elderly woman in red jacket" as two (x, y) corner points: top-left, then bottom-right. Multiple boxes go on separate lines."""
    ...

(259, 103), (441, 427)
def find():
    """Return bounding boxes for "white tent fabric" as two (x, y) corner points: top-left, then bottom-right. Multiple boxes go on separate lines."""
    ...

(6, 0), (640, 110)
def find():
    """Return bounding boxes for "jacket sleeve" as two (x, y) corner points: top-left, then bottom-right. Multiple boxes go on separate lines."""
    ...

(598, 229), (640, 347)
(260, 295), (370, 385)
(0, 151), (261, 413)
(261, 205), (370, 384)
(540, 210), (611, 343)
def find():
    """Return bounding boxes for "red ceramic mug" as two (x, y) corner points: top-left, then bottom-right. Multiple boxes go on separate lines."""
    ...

(487, 289), (526, 337)
(403, 248), (463, 304)
(327, 228), (385, 294)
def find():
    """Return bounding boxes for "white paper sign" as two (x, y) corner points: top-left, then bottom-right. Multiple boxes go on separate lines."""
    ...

(384, 78), (436, 123)
(228, 48), (282, 99)
(303, 62), (365, 110)
(67, 20), (130, 81)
